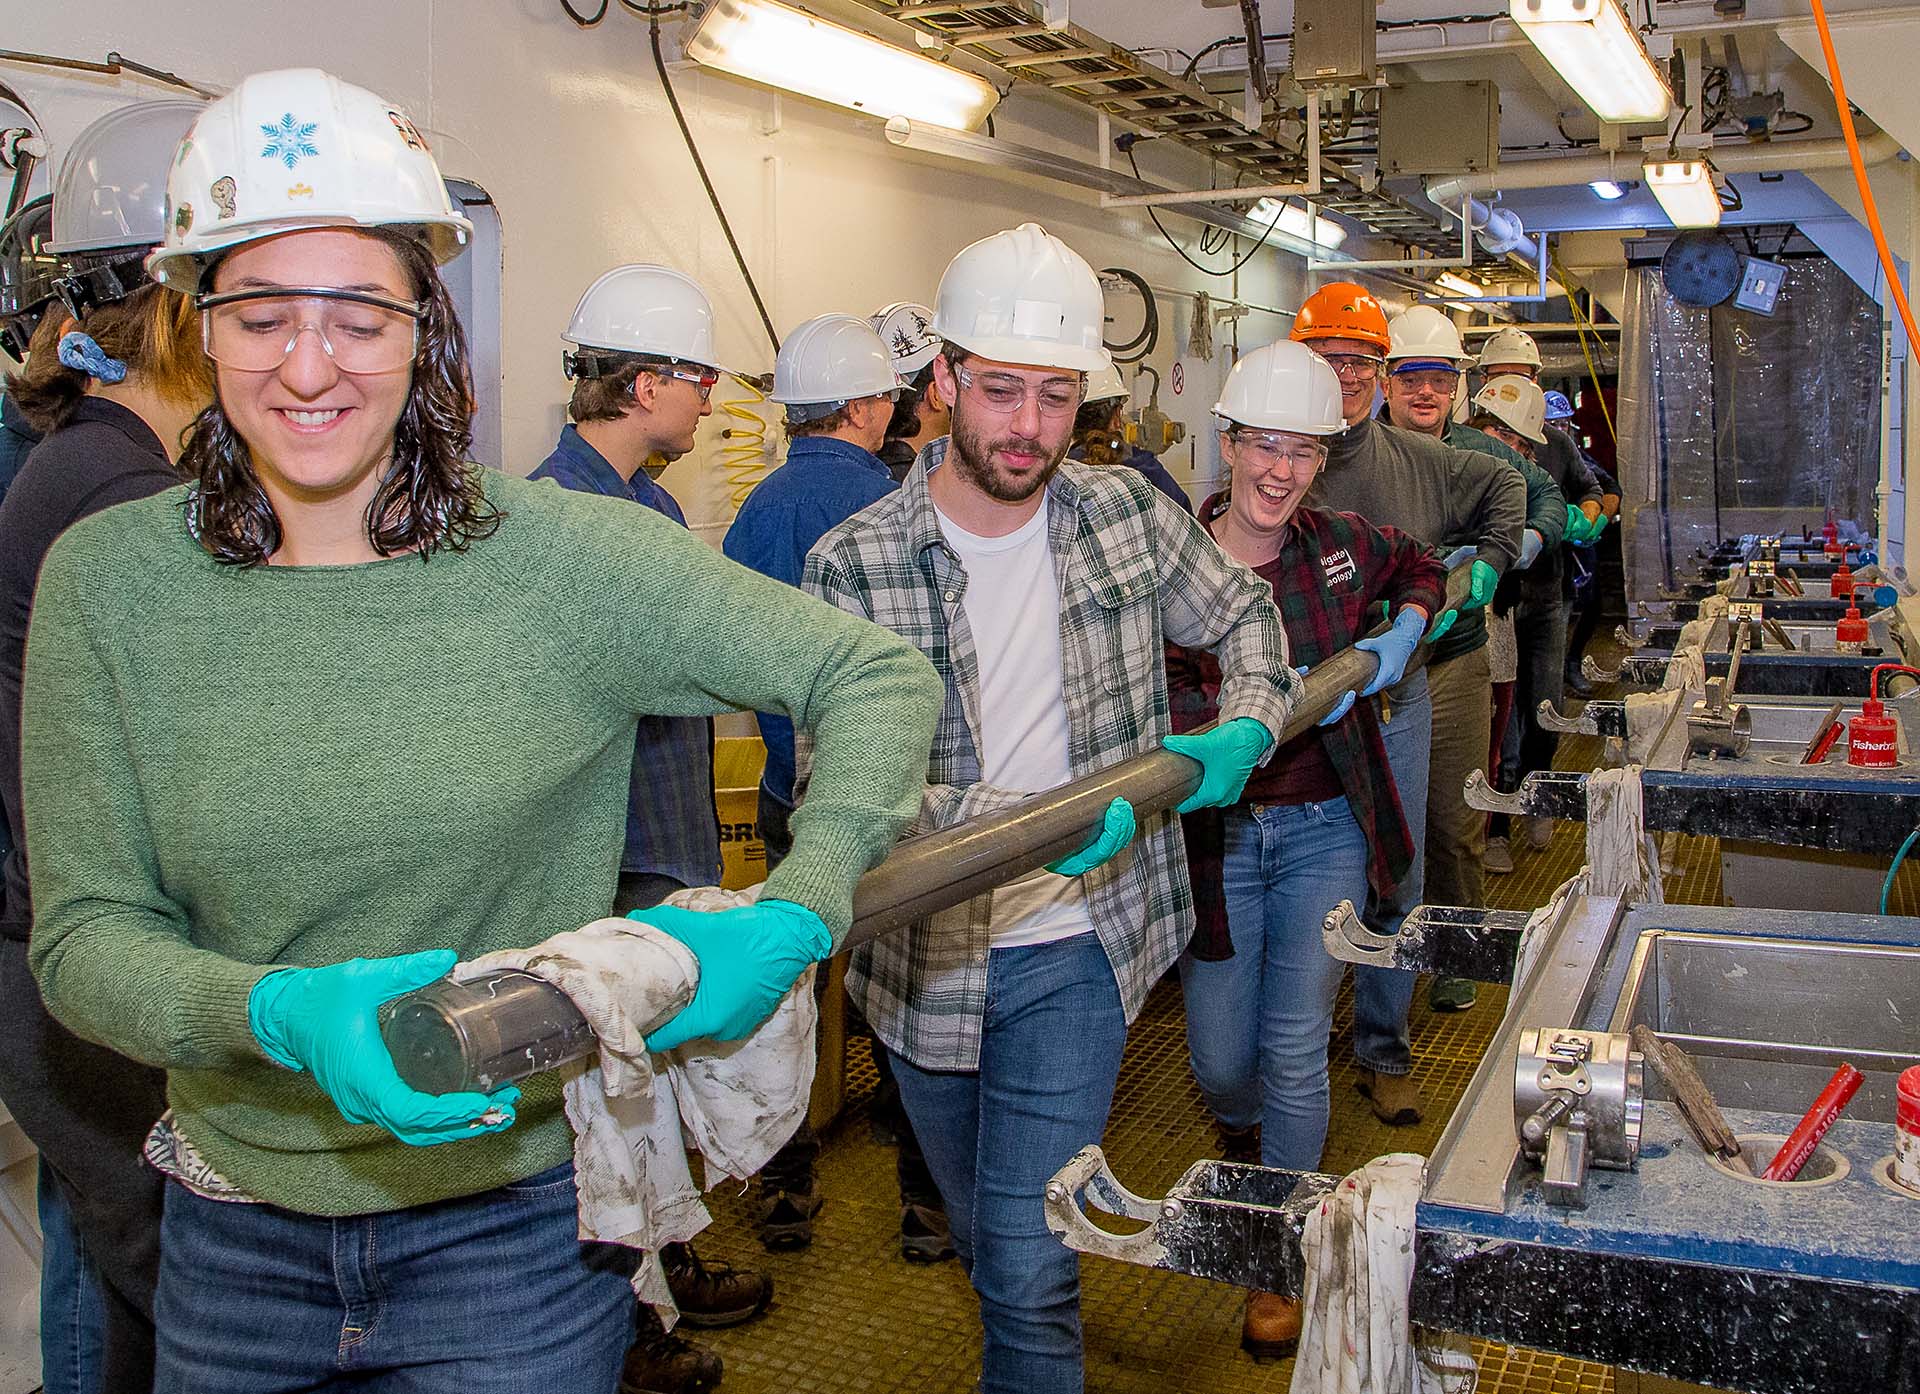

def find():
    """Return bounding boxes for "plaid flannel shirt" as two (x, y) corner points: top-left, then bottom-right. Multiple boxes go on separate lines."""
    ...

(798, 441), (1296, 1071)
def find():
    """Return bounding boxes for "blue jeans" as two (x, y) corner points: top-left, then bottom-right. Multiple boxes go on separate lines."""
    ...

(38, 1160), (106, 1394)
(890, 933), (1127, 1394)
(153, 1163), (634, 1393)
(1352, 670), (1431, 1076)
(1179, 799), (1370, 1170)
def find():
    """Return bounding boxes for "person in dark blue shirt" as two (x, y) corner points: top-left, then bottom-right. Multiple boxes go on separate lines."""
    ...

(531, 264), (768, 1394)
(723, 311), (955, 1266)
(1068, 351), (1192, 513)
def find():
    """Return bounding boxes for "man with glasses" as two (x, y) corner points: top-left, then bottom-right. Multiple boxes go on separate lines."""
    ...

(802, 223), (1294, 1394)
(723, 311), (958, 1263)
(528, 264), (766, 1394)
(1290, 283), (1523, 1127)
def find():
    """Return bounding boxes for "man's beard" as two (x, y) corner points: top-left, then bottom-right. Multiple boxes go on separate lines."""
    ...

(948, 409), (1071, 503)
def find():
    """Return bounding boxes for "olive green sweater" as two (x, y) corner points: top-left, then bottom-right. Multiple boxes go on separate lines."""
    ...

(22, 472), (942, 1217)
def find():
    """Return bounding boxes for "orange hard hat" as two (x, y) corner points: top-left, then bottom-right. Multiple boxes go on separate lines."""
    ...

(1290, 282), (1391, 353)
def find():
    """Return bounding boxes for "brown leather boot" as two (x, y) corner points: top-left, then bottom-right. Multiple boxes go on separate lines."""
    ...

(1354, 1067), (1424, 1126)
(1216, 1122), (1261, 1165)
(1241, 1290), (1303, 1360)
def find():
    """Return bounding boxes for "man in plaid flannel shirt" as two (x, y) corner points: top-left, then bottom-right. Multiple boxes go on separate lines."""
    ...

(799, 224), (1295, 1394)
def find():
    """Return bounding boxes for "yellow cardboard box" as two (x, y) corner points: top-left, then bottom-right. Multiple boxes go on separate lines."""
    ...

(713, 736), (768, 892)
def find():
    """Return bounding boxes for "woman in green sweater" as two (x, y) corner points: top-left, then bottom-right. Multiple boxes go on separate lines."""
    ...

(20, 69), (941, 1394)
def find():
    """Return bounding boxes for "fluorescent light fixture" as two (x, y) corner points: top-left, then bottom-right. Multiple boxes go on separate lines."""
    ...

(1250, 198), (1348, 250)
(686, 0), (1001, 131)
(1435, 272), (1482, 299)
(1589, 179), (1628, 200)
(1510, 0), (1672, 123)
(1644, 159), (1721, 227)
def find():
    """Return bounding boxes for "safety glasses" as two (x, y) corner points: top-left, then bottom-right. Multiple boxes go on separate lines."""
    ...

(198, 286), (425, 374)
(1388, 370), (1460, 395)
(1226, 430), (1327, 470)
(1321, 354), (1385, 382)
(954, 363), (1084, 418)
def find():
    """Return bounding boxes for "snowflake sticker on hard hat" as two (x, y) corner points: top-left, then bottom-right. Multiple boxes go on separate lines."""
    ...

(210, 177), (237, 219)
(260, 113), (320, 170)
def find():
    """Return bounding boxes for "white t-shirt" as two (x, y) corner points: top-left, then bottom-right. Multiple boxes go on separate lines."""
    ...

(934, 498), (1094, 949)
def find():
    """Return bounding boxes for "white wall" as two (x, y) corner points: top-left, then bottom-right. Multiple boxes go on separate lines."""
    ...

(7, 1), (1362, 537)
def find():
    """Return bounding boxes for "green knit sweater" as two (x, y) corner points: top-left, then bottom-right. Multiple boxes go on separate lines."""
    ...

(22, 472), (942, 1217)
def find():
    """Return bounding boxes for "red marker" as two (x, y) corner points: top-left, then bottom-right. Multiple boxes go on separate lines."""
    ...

(1761, 1063), (1864, 1181)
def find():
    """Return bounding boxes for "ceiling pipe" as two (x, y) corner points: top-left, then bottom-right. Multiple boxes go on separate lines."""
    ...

(1427, 128), (1904, 204)
(1428, 184), (1539, 266)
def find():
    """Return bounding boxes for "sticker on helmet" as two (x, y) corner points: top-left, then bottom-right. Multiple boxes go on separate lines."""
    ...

(386, 110), (430, 153)
(175, 139), (194, 168)
(287, 183), (315, 200)
(210, 177), (237, 220)
(173, 202), (193, 235)
(260, 113), (320, 171)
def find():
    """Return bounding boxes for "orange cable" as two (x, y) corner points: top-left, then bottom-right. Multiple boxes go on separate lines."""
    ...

(1808, 0), (1919, 353)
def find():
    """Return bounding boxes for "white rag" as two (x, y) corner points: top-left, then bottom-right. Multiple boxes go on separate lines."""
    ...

(1288, 1154), (1478, 1394)
(456, 885), (815, 1322)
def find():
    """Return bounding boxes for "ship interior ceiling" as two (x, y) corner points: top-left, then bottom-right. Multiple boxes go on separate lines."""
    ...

(0, 0), (1918, 1392)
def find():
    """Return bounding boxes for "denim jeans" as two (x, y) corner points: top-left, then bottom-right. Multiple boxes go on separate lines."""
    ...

(889, 933), (1127, 1394)
(1179, 798), (1370, 1170)
(152, 1163), (634, 1393)
(37, 1160), (106, 1394)
(1351, 669), (1431, 1076)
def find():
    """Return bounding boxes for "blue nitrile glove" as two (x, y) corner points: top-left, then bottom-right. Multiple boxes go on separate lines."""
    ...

(248, 951), (521, 1146)
(633, 899), (833, 1052)
(1294, 665), (1355, 727)
(1164, 716), (1274, 813)
(1519, 528), (1545, 569)
(1464, 558), (1499, 611)
(1354, 606), (1428, 696)
(1441, 544), (1476, 570)
(1045, 797), (1136, 875)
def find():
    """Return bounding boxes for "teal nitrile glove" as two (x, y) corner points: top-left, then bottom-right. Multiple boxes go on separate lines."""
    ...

(1463, 558), (1499, 611)
(1354, 606), (1428, 695)
(1518, 528), (1544, 569)
(1426, 607), (1458, 643)
(1163, 716), (1274, 813)
(633, 899), (833, 1052)
(248, 951), (521, 1146)
(1563, 502), (1594, 544)
(1045, 797), (1137, 875)
(1294, 665), (1355, 727)
(1587, 511), (1609, 540)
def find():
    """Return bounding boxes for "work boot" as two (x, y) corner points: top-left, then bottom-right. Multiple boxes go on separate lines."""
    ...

(1428, 974), (1479, 1013)
(1523, 814), (1555, 852)
(899, 1203), (958, 1264)
(662, 1242), (772, 1328)
(1216, 1122), (1261, 1165)
(1241, 1291), (1303, 1361)
(621, 1307), (723, 1394)
(1564, 665), (1594, 698)
(1354, 1068), (1424, 1126)
(754, 1185), (823, 1251)
(1484, 835), (1514, 875)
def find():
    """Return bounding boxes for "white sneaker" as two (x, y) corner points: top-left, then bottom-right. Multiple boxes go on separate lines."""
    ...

(1485, 836), (1514, 874)
(1523, 815), (1555, 851)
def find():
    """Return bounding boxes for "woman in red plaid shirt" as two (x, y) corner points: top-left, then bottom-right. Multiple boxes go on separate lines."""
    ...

(1167, 339), (1450, 1359)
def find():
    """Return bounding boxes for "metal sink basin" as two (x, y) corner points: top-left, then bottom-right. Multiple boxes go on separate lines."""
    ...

(1734, 695), (1912, 762)
(1606, 929), (1920, 1122)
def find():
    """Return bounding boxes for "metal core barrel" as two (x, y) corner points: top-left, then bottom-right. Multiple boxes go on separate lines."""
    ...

(382, 564), (1475, 1095)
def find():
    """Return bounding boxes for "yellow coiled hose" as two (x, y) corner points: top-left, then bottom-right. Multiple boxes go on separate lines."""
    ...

(718, 374), (773, 513)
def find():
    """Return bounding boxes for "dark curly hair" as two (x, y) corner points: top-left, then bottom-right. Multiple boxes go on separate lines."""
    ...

(181, 228), (502, 566)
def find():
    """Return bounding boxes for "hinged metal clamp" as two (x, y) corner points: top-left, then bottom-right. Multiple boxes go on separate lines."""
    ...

(1513, 1027), (1643, 1209)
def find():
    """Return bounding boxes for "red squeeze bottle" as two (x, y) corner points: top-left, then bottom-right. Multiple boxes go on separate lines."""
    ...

(1761, 1063), (1865, 1181)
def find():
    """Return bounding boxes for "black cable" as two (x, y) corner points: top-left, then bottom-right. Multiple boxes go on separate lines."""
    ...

(1124, 149), (1281, 279)
(560, 0), (609, 23)
(647, 14), (780, 352)
(1100, 266), (1157, 364)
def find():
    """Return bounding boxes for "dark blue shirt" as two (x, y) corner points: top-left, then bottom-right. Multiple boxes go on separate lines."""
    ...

(0, 395), (39, 513)
(1069, 442), (1192, 514)
(723, 434), (897, 803)
(530, 425), (721, 889)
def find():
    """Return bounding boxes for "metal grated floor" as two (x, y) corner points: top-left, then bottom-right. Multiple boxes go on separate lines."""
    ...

(691, 643), (1871, 1393)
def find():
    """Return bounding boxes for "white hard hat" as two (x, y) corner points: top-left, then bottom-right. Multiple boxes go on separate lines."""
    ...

(869, 301), (941, 378)
(1472, 374), (1548, 445)
(48, 101), (203, 254)
(1085, 350), (1127, 403)
(1213, 339), (1344, 435)
(1477, 326), (1541, 371)
(933, 222), (1105, 373)
(563, 263), (724, 374)
(771, 313), (901, 419)
(1385, 305), (1472, 366)
(146, 69), (471, 290)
